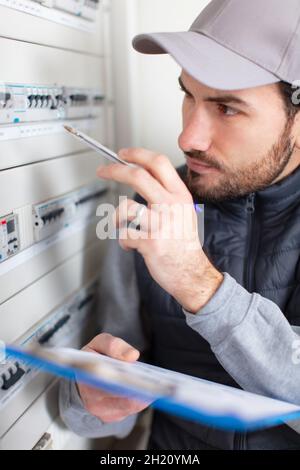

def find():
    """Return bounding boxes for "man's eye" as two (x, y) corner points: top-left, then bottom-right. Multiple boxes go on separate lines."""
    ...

(218, 104), (238, 116)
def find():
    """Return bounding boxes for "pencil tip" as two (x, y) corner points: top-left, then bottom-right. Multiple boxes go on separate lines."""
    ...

(64, 125), (76, 135)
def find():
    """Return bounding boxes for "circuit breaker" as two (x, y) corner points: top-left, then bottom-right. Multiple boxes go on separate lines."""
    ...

(0, 280), (98, 411)
(0, 84), (104, 125)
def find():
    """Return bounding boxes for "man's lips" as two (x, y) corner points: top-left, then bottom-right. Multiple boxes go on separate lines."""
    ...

(186, 157), (219, 174)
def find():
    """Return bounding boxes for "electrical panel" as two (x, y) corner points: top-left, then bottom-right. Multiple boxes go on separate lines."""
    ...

(0, 180), (108, 262)
(0, 381), (59, 450)
(0, 0), (114, 451)
(0, 280), (98, 410)
(0, 83), (104, 143)
(0, 117), (106, 170)
(0, 84), (104, 125)
(33, 182), (107, 243)
(0, 37), (104, 88)
(0, 217), (99, 306)
(0, 237), (103, 343)
(0, 152), (105, 222)
(0, 5), (104, 55)
(0, 274), (101, 439)
(0, 239), (105, 441)
(0, 35), (106, 169)
(0, 161), (110, 304)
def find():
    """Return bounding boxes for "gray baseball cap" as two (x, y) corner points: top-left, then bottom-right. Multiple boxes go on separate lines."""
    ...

(132, 0), (300, 90)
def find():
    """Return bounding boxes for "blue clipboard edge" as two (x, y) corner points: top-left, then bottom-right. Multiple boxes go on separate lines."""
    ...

(4, 345), (300, 432)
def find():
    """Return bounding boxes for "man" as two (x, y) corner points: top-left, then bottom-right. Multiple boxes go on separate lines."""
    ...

(60, 0), (300, 449)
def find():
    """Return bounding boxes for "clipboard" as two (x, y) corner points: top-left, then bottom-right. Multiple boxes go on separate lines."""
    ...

(3, 344), (300, 432)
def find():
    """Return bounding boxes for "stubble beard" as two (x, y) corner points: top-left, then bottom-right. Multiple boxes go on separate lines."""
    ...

(186, 118), (295, 202)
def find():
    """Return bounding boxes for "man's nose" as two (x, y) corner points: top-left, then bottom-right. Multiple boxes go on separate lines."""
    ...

(178, 109), (212, 153)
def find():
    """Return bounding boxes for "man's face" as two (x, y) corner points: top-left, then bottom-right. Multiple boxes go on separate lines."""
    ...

(178, 71), (299, 201)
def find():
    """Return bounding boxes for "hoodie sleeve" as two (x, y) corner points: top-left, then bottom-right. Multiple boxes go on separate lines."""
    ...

(183, 272), (300, 408)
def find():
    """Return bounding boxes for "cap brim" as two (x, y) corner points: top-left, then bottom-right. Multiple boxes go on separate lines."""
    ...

(132, 31), (280, 91)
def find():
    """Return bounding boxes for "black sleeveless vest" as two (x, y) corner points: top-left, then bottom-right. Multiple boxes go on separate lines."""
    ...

(134, 164), (300, 450)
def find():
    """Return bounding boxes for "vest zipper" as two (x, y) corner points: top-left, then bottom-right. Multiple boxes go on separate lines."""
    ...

(233, 194), (257, 450)
(244, 193), (258, 293)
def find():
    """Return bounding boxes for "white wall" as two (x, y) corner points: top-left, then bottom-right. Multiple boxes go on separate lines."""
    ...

(111, 0), (210, 166)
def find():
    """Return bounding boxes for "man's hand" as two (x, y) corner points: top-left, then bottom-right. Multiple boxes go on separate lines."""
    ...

(97, 148), (223, 313)
(77, 333), (149, 423)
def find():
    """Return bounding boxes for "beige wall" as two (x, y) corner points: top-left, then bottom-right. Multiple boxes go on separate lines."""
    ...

(111, 0), (210, 166)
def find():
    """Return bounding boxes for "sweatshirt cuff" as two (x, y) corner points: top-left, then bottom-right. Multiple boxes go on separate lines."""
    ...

(182, 272), (256, 348)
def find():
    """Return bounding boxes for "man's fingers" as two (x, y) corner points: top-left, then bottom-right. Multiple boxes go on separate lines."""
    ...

(101, 396), (150, 413)
(97, 163), (169, 204)
(85, 333), (140, 362)
(78, 382), (123, 404)
(78, 334), (145, 421)
(92, 396), (149, 423)
(96, 146), (192, 207)
(119, 148), (189, 195)
(78, 382), (150, 421)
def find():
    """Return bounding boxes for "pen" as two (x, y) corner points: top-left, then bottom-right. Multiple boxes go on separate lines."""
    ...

(64, 125), (201, 213)
(64, 125), (136, 167)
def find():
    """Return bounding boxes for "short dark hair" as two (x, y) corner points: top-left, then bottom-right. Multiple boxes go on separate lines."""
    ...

(278, 81), (300, 118)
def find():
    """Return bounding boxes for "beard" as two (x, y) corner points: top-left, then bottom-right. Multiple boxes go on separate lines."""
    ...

(185, 117), (295, 202)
